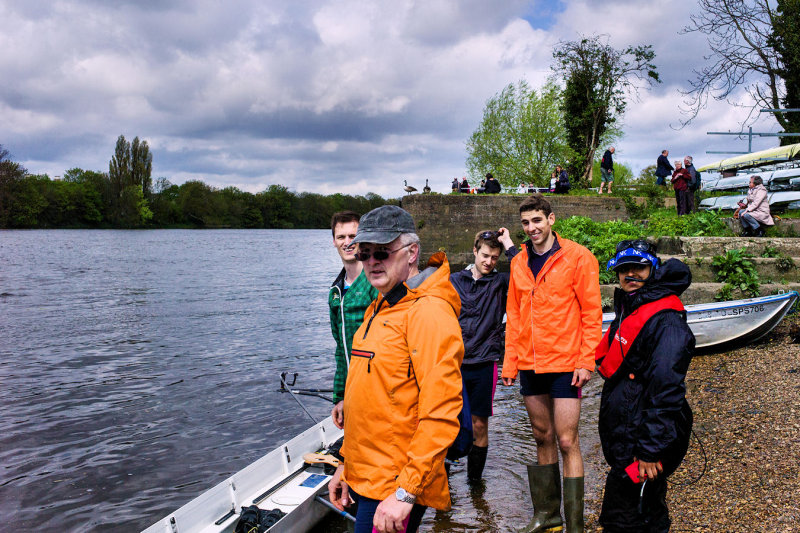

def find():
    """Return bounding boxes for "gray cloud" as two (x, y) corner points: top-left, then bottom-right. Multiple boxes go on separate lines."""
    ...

(0, 0), (786, 197)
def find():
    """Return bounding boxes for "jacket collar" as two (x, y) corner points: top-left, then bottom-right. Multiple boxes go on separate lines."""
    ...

(331, 267), (346, 288)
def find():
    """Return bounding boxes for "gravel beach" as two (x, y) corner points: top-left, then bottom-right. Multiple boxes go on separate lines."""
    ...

(584, 318), (800, 532)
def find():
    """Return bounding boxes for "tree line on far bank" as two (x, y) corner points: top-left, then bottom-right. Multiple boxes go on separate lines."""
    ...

(0, 140), (396, 230)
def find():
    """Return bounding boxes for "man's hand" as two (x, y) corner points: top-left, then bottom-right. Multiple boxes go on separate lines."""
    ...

(502, 377), (515, 386)
(497, 227), (515, 250)
(373, 495), (414, 533)
(331, 401), (344, 429)
(571, 368), (591, 388)
(327, 465), (351, 511)
(636, 458), (663, 481)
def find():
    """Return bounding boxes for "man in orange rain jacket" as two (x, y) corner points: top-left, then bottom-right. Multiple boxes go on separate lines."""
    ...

(327, 205), (464, 533)
(502, 194), (602, 533)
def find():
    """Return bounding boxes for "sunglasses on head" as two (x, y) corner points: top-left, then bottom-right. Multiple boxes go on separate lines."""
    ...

(615, 239), (655, 254)
(478, 231), (497, 240)
(354, 242), (413, 262)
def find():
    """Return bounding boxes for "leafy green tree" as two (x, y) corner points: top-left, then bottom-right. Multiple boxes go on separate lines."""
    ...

(466, 79), (575, 187)
(553, 36), (659, 188)
(9, 175), (48, 227)
(770, 0), (800, 145)
(149, 178), (183, 225)
(118, 185), (153, 227)
(683, 0), (800, 139)
(131, 137), (153, 197)
(638, 164), (658, 184)
(0, 145), (28, 227)
(63, 168), (107, 224)
(257, 184), (295, 228)
(109, 135), (153, 225)
(109, 136), (132, 208)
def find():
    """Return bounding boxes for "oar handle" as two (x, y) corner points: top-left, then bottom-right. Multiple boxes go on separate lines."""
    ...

(315, 495), (356, 522)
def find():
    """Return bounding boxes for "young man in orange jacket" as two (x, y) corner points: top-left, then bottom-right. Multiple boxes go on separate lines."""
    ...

(502, 194), (602, 533)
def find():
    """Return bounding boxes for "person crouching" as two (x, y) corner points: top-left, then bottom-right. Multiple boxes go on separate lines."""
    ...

(596, 240), (695, 532)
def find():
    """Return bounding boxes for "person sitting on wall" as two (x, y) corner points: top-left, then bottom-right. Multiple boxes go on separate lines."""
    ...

(484, 173), (502, 194)
(736, 175), (774, 237)
(460, 177), (471, 194)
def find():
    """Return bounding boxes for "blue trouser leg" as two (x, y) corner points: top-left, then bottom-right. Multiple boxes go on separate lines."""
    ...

(350, 490), (427, 533)
(740, 213), (760, 234)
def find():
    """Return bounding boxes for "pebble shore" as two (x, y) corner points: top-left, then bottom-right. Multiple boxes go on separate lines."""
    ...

(585, 318), (800, 532)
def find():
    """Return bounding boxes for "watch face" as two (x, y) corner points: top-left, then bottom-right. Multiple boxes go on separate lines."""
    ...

(396, 488), (407, 499)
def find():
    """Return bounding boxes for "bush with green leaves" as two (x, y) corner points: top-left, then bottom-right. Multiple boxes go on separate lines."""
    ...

(553, 216), (645, 283)
(711, 247), (760, 300)
(646, 208), (733, 237)
(553, 212), (736, 284)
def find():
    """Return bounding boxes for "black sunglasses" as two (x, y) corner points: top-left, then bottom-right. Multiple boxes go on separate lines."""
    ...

(615, 239), (655, 254)
(355, 242), (413, 262)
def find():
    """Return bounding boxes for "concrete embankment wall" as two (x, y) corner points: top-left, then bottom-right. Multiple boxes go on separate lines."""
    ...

(401, 194), (628, 270)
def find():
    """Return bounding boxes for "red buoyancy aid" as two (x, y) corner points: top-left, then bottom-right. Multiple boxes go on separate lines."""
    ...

(595, 295), (685, 379)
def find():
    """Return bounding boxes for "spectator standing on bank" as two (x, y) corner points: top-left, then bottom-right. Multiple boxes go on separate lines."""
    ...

(737, 175), (774, 237)
(599, 147), (615, 194)
(452, 178), (460, 193)
(655, 150), (674, 186)
(684, 156), (701, 211)
(671, 161), (692, 216)
(484, 173), (502, 194)
(555, 165), (570, 194)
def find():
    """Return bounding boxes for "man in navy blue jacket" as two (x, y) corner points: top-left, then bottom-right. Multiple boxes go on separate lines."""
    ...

(450, 229), (517, 483)
(654, 149), (674, 186)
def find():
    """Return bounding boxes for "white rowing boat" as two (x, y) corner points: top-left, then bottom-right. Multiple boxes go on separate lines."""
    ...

(142, 417), (344, 533)
(602, 291), (798, 351)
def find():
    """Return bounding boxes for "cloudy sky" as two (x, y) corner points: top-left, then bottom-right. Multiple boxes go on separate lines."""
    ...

(0, 0), (785, 197)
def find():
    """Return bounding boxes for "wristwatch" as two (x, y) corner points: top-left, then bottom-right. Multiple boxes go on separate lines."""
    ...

(395, 487), (416, 504)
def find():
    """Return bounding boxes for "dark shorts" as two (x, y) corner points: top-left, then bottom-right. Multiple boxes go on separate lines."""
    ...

(462, 361), (498, 418)
(519, 370), (581, 399)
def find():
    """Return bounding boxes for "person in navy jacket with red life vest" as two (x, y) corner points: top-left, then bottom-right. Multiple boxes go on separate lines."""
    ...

(596, 240), (694, 533)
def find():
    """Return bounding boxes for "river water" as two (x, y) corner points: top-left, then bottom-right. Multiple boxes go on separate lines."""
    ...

(0, 230), (603, 532)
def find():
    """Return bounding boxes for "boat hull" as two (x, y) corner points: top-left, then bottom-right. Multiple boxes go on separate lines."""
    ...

(142, 417), (343, 533)
(602, 292), (798, 351)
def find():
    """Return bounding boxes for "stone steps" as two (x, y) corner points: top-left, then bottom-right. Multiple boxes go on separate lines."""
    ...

(655, 236), (800, 257)
(660, 255), (800, 283)
(600, 282), (800, 306)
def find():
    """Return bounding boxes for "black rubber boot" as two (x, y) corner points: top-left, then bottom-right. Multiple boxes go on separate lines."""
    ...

(563, 477), (584, 533)
(467, 445), (488, 483)
(518, 462), (563, 533)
